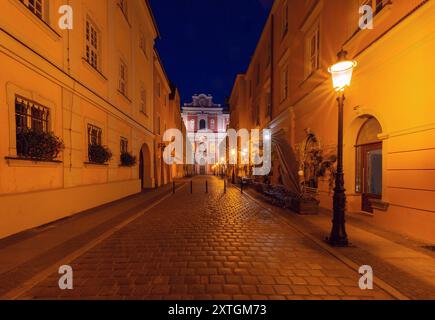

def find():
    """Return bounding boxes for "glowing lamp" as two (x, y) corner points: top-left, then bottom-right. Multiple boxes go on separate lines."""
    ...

(328, 50), (357, 92)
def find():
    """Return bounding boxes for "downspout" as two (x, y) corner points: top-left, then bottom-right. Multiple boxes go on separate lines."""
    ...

(270, 14), (274, 121)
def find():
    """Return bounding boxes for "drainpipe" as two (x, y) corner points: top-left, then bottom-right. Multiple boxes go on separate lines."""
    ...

(270, 14), (274, 121)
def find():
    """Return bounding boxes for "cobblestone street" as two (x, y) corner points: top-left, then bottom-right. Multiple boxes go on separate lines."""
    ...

(17, 177), (391, 300)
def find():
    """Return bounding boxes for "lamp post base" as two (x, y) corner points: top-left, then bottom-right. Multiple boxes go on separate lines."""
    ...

(325, 236), (349, 247)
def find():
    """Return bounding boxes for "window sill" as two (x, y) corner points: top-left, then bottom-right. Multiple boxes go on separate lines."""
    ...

(84, 162), (109, 167)
(117, 90), (132, 103)
(81, 58), (107, 81)
(5, 156), (62, 167)
(369, 199), (390, 211)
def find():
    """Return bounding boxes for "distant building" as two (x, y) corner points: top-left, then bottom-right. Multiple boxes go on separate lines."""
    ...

(182, 94), (229, 175)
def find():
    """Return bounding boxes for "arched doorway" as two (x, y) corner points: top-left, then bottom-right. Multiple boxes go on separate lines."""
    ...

(139, 143), (152, 189)
(355, 117), (383, 213)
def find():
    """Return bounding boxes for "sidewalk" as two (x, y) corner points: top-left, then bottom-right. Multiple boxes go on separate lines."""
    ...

(243, 186), (435, 300)
(0, 182), (184, 297)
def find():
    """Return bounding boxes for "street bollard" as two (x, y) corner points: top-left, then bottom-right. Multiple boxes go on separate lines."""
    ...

(190, 180), (193, 194)
(172, 181), (175, 194)
(240, 180), (243, 194)
(224, 179), (227, 194)
(206, 180), (208, 193)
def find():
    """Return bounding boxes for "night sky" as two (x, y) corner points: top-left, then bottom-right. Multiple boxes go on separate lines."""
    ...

(149, 0), (273, 107)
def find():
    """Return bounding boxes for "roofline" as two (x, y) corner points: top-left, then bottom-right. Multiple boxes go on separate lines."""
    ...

(153, 48), (171, 89)
(229, 73), (245, 102)
(245, 1), (277, 76)
(144, 0), (161, 39)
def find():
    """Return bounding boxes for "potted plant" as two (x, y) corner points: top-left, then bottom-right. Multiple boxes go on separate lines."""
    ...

(16, 128), (64, 161)
(88, 144), (112, 164)
(120, 151), (137, 167)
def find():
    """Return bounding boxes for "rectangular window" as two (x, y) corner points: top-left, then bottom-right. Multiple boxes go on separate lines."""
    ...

(119, 60), (128, 96)
(280, 67), (288, 102)
(85, 18), (100, 70)
(120, 137), (128, 154)
(361, 0), (387, 16)
(20, 0), (44, 20)
(15, 96), (50, 156)
(87, 124), (102, 146)
(281, 3), (288, 38)
(307, 25), (320, 76)
(267, 42), (272, 66)
(156, 116), (161, 135)
(140, 87), (147, 115)
(139, 33), (147, 57)
(265, 92), (272, 118)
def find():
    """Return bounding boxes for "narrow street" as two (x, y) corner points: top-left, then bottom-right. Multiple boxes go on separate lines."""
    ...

(4, 177), (391, 300)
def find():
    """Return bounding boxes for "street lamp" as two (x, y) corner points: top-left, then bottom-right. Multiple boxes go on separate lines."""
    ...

(326, 49), (357, 247)
(230, 148), (236, 184)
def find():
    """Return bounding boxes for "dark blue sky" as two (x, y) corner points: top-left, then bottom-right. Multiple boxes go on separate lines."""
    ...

(149, 0), (273, 106)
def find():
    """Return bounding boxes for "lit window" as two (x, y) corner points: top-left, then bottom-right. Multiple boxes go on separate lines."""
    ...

(85, 18), (100, 70)
(210, 119), (215, 130)
(189, 119), (195, 130)
(119, 60), (128, 96)
(20, 0), (45, 20)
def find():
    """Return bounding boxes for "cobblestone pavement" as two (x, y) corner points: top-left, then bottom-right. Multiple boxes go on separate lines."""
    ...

(20, 177), (392, 300)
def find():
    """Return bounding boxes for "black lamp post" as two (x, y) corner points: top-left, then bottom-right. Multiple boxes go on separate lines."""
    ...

(327, 49), (357, 247)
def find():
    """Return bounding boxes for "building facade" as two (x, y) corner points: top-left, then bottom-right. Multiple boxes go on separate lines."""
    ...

(182, 94), (229, 175)
(0, 0), (182, 239)
(229, 0), (435, 243)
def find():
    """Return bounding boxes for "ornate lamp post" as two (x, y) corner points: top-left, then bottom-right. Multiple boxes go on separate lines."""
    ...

(327, 49), (357, 247)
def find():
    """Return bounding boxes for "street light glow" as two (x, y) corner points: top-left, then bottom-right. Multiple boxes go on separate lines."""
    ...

(328, 50), (357, 92)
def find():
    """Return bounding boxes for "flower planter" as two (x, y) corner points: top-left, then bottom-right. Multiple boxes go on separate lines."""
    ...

(247, 182), (319, 215)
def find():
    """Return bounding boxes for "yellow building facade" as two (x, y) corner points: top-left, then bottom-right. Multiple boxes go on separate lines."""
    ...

(0, 0), (171, 239)
(229, 0), (435, 243)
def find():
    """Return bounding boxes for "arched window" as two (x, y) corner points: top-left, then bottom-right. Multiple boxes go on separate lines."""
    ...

(199, 119), (206, 130)
(356, 117), (382, 146)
